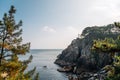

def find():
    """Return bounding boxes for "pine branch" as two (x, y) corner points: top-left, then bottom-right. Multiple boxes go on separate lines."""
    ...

(24, 67), (36, 78)
(33, 73), (39, 80)
(22, 55), (33, 65)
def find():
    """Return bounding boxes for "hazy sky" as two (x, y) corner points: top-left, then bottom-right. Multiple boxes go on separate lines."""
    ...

(0, 0), (120, 49)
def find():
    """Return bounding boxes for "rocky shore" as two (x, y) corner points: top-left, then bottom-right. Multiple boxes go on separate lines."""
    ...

(55, 24), (120, 80)
(67, 68), (107, 80)
(57, 66), (73, 72)
(56, 64), (108, 80)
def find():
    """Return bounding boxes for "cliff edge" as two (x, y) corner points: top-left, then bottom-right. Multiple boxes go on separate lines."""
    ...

(55, 24), (120, 74)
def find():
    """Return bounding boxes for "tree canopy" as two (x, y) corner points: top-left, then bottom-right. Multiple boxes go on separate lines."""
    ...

(0, 6), (38, 80)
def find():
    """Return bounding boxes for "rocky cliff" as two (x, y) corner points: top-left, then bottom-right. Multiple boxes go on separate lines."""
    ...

(55, 24), (120, 74)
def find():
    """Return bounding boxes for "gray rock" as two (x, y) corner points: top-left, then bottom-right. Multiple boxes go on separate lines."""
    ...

(93, 74), (98, 77)
(55, 24), (120, 73)
(88, 77), (95, 80)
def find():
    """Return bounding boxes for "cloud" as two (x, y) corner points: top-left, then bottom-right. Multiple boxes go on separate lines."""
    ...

(42, 26), (56, 33)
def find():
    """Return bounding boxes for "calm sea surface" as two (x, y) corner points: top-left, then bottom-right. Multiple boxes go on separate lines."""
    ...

(19, 49), (68, 80)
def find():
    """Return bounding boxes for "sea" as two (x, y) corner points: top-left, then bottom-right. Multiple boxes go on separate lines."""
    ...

(19, 49), (68, 80)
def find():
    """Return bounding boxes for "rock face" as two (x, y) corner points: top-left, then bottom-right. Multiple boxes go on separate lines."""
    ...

(55, 38), (81, 66)
(55, 24), (120, 73)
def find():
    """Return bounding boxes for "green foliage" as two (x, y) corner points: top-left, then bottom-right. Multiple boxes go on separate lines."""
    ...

(0, 6), (39, 79)
(92, 22), (120, 80)
(114, 56), (120, 67)
(103, 65), (115, 77)
(34, 73), (39, 80)
(92, 38), (117, 53)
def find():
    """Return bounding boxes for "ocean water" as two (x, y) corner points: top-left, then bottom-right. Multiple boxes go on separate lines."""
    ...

(19, 49), (68, 80)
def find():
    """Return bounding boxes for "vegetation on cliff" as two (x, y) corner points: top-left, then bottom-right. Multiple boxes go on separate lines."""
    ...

(55, 24), (120, 74)
(0, 6), (38, 80)
(92, 22), (120, 80)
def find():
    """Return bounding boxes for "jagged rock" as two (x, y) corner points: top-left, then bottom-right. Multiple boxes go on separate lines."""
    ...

(88, 77), (95, 80)
(55, 24), (120, 73)
(56, 38), (81, 64)
(57, 66), (73, 72)
(43, 66), (47, 68)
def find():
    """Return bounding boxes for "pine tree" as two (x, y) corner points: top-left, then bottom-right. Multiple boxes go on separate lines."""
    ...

(0, 6), (38, 80)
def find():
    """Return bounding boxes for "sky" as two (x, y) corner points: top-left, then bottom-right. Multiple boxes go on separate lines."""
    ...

(0, 0), (120, 49)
